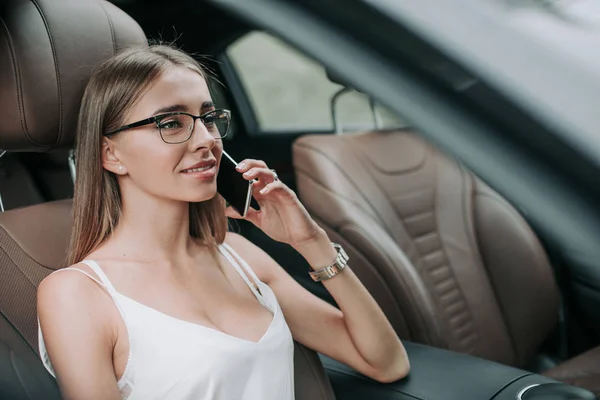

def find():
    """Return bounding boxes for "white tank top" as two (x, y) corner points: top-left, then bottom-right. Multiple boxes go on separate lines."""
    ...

(38, 243), (295, 400)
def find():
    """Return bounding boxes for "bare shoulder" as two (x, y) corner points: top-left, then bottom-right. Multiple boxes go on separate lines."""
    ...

(37, 264), (121, 397)
(224, 231), (253, 249)
(37, 263), (113, 330)
(224, 232), (281, 283)
(223, 231), (261, 255)
(38, 264), (103, 304)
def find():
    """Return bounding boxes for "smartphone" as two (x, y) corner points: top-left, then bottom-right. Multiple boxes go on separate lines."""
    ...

(217, 151), (254, 217)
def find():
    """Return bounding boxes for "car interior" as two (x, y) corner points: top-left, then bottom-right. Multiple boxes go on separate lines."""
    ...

(0, 0), (599, 399)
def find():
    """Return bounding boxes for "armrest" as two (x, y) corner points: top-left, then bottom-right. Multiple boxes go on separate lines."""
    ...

(321, 342), (596, 400)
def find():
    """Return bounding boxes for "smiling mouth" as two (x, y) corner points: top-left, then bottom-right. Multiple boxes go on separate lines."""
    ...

(181, 165), (214, 173)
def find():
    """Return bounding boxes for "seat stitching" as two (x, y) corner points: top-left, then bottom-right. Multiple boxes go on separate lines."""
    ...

(434, 276), (456, 293)
(461, 332), (478, 346)
(0, 19), (31, 143)
(476, 189), (549, 273)
(353, 141), (476, 349)
(424, 255), (445, 270)
(297, 139), (443, 345)
(294, 168), (378, 219)
(413, 231), (438, 244)
(0, 308), (38, 357)
(469, 175), (523, 363)
(444, 298), (465, 314)
(10, 349), (35, 399)
(401, 210), (434, 224)
(0, 232), (55, 354)
(390, 187), (435, 202)
(432, 158), (478, 351)
(98, 1), (117, 54)
(0, 228), (59, 273)
(460, 168), (485, 266)
(31, 0), (63, 147)
(0, 246), (40, 289)
(449, 308), (470, 325)
(342, 225), (443, 346)
(312, 216), (414, 336)
(294, 142), (392, 234)
(349, 143), (420, 246)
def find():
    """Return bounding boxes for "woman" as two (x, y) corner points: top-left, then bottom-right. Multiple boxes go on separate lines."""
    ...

(37, 44), (409, 400)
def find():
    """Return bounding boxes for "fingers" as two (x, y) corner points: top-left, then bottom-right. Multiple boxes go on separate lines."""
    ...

(241, 167), (278, 185)
(235, 159), (267, 173)
(234, 158), (286, 198)
(257, 179), (286, 196)
(225, 205), (260, 225)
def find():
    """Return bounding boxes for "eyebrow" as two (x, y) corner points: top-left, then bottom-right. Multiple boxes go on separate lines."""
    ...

(152, 101), (215, 116)
(201, 101), (215, 110)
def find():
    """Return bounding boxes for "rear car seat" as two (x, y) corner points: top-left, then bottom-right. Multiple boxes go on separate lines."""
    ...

(293, 129), (600, 395)
(0, 151), (73, 212)
(0, 1), (335, 399)
(0, 153), (44, 211)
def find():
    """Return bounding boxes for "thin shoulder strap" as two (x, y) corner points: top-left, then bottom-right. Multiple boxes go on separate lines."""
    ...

(218, 244), (268, 306)
(52, 267), (106, 288)
(220, 242), (263, 285)
(51, 261), (117, 294)
(79, 260), (118, 294)
(219, 244), (260, 294)
(53, 261), (128, 323)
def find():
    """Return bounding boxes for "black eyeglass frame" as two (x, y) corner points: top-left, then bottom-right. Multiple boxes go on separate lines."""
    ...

(104, 109), (232, 143)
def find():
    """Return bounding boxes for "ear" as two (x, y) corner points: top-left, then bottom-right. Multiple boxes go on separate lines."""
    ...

(102, 139), (126, 175)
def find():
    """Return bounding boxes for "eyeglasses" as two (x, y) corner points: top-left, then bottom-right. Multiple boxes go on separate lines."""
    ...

(104, 109), (231, 144)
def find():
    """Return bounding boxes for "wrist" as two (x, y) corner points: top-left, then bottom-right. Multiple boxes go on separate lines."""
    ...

(292, 229), (337, 269)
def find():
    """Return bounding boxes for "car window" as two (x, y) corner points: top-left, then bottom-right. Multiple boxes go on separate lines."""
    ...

(226, 31), (406, 133)
(208, 76), (238, 139)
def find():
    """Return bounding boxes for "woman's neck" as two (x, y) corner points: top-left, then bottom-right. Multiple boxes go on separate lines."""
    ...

(109, 188), (196, 263)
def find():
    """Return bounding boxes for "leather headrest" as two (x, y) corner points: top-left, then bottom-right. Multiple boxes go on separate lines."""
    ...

(0, 0), (147, 152)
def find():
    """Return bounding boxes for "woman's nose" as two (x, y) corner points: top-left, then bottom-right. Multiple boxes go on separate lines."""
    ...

(189, 119), (216, 149)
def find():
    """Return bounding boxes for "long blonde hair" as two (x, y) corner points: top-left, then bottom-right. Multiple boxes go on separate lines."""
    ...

(68, 45), (227, 265)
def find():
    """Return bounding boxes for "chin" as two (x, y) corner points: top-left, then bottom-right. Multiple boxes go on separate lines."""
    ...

(184, 187), (218, 203)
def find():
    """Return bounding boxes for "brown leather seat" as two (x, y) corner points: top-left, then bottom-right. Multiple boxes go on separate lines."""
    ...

(0, 1), (335, 399)
(293, 129), (600, 395)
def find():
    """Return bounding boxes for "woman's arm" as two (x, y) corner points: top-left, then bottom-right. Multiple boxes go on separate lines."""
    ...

(37, 269), (122, 400)
(227, 232), (410, 383)
(227, 159), (409, 383)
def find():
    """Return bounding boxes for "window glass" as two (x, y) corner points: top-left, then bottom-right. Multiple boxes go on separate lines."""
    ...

(208, 77), (237, 139)
(227, 32), (406, 133)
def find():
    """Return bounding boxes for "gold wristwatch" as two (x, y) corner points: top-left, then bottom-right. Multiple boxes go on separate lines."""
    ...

(309, 243), (349, 282)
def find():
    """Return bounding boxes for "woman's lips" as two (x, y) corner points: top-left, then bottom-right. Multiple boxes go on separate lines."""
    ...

(181, 164), (216, 180)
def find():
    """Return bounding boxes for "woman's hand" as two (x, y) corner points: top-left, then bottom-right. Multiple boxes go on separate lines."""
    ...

(224, 159), (336, 267)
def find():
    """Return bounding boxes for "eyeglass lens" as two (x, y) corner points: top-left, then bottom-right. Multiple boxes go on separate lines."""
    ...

(157, 111), (229, 143)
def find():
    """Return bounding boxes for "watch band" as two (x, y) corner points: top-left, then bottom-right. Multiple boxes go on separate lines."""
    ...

(309, 243), (349, 282)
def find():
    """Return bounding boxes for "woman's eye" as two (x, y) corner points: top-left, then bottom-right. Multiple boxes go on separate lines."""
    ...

(159, 120), (182, 130)
(203, 115), (216, 126)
